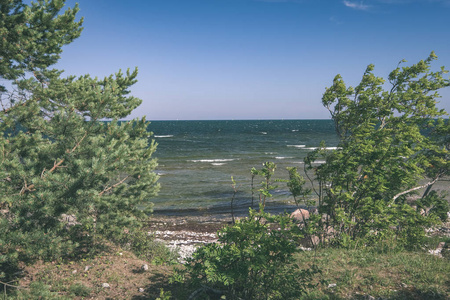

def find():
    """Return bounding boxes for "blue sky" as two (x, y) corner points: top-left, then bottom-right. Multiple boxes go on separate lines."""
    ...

(57, 0), (450, 120)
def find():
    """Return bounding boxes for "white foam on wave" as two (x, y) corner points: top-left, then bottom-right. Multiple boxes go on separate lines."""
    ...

(287, 145), (306, 148)
(291, 160), (325, 164)
(304, 147), (340, 150)
(190, 159), (235, 163)
(261, 132), (268, 135)
(275, 156), (293, 160)
(311, 160), (326, 164)
(211, 163), (226, 166)
(154, 135), (174, 138)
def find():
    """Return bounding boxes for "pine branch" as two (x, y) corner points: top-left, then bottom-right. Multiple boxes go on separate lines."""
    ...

(0, 280), (24, 289)
(40, 131), (87, 179)
(19, 132), (89, 194)
(99, 176), (130, 196)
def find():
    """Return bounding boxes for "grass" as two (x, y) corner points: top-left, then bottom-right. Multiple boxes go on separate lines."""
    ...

(295, 245), (450, 300)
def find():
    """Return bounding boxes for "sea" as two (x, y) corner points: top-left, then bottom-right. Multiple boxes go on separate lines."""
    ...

(148, 119), (340, 217)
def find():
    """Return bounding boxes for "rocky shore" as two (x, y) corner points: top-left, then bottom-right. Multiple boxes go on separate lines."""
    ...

(148, 211), (450, 263)
(148, 214), (230, 263)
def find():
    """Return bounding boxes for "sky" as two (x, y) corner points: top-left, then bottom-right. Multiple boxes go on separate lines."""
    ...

(56, 0), (450, 120)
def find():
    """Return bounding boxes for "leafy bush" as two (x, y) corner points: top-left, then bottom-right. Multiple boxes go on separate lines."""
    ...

(304, 52), (449, 249)
(180, 208), (319, 299)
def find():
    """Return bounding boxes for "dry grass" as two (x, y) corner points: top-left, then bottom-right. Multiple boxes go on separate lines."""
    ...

(14, 246), (174, 299)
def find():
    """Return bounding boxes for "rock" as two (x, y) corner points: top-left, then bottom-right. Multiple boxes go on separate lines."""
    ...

(437, 242), (445, 250)
(300, 235), (320, 247)
(428, 242), (446, 258)
(328, 283), (337, 288)
(72, 270), (77, 274)
(60, 214), (81, 229)
(290, 209), (310, 222)
(141, 264), (149, 271)
(138, 288), (145, 292)
(84, 265), (91, 272)
(299, 246), (312, 251)
(102, 283), (110, 289)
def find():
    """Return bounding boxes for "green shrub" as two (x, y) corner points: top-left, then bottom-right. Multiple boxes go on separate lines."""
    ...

(180, 208), (319, 299)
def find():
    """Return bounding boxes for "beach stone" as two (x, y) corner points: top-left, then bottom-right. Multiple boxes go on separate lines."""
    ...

(84, 265), (91, 272)
(290, 209), (310, 222)
(428, 242), (446, 258)
(138, 288), (145, 292)
(300, 235), (319, 247)
(328, 283), (337, 288)
(141, 264), (149, 271)
(437, 242), (445, 250)
(102, 283), (110, 289)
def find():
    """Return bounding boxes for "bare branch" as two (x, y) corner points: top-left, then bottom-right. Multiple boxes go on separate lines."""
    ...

(303, 162), (320, 198)
(391, 175), (441, 204)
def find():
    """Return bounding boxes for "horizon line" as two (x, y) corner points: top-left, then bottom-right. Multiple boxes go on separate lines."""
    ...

(121, 118), (334, 122)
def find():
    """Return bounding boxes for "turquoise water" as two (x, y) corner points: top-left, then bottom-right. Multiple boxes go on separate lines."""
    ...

(149, 120), (339, 216)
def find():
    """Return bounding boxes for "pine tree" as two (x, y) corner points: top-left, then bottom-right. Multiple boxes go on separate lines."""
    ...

(0, 0), (159, 271)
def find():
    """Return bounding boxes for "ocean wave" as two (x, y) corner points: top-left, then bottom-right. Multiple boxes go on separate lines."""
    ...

(260, 132), (268, 135)
(304, 147), (340, 150)
(287, 145), (306, 148)
(154, 135), (174, 138)
(189, 159), (236, 163)
(211, 163), (226, 166)
(275, 156), (294, 160)
(311, 160), (326, 164)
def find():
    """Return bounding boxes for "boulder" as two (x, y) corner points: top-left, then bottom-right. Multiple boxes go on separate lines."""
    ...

(290, 209), (310, 222)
